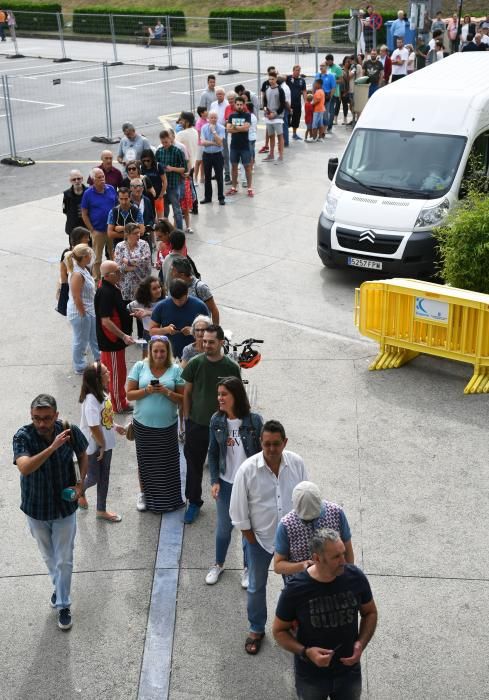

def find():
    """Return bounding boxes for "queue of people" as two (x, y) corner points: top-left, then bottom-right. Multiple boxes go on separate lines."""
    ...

(14, 84), (379, 699)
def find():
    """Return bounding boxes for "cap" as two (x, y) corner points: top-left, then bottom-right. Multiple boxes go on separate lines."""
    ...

(292, 481), (322, 520)
(31, 393), (57, 411)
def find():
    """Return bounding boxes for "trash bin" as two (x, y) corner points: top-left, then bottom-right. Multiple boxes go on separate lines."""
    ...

(353, 78), (369, 115)
(386, 20), (416, 52)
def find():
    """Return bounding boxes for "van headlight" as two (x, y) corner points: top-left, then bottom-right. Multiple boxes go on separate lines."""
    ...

(414, 198), (449, 229)
(323, 191), (338, 220)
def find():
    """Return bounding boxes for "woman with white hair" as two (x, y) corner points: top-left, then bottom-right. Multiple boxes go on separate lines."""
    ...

(180, 314), (212, 367)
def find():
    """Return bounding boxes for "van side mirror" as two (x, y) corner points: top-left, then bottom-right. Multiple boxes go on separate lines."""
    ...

(328, 157), (338, 181)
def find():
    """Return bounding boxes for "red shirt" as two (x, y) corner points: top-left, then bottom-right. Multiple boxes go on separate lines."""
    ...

(224, 104), (249, 120)
(304, 102), (314, 124)
(88, 164), (124, 189)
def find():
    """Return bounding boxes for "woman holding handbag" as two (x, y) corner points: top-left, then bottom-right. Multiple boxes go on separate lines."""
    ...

(205, 377), (263, 588)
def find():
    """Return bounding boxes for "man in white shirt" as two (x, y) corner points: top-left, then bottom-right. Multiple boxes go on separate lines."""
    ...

(390, 38), (409, 81)
(230, 419), (308, 656)
(210, 87), (231, 184)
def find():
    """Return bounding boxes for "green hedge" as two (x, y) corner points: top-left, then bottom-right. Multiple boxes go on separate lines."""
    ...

(72, 6), (186, 36)
(209, 7), (286, 41)
(332, 10), (398, 46)
(5, 3), (61, 31)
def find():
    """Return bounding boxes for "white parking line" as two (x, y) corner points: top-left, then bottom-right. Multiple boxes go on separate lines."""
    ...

(69, 68), (160, 84)
(115, 72), (207, 90)
(8, 97), (64, 110)
(21, 65), (102, 79)
(0, 62), (55, 74)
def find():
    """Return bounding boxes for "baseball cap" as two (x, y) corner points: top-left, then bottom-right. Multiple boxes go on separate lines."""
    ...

(292, 481), (322, 520)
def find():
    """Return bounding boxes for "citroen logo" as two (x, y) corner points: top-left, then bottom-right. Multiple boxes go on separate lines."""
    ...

(359, 229), (376, 243)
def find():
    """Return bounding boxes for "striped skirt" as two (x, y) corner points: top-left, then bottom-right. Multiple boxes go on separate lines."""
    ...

(133, 419), (185, 513)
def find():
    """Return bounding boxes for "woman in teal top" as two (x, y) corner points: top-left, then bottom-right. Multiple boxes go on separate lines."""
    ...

(126, 335), (185, 512)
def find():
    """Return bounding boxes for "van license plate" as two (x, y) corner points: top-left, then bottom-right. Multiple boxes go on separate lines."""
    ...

(348, 257), (382, 270)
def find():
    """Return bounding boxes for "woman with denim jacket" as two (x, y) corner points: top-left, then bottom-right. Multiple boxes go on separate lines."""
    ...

(205, 377), (263, 587)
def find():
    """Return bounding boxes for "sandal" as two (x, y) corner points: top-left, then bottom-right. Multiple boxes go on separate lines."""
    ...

(245, 632), (265, 655)
(96, 511), (122, 522)
(247, 188), (254, 198)
(226, 187), (238, 196)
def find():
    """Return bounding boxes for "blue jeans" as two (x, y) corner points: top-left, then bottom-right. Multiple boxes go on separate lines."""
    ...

(368, 83), (379, 98)
(327, 97), (337, 130)
(295, 665), (362, 700)
(70, 314), (99, 372)
(283, 107), (290, 146)
(215, 479), (247, 567)
(27, 512), (77, 609)
(165, 186), (183, 230)
(246, 539), (273, 634)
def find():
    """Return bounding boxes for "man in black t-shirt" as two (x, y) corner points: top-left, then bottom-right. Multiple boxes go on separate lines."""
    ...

(226, 96), (253, 196)
(286, 65), (307, 140)
(363, 49), (384, 98)
(273, 528), (377, 699)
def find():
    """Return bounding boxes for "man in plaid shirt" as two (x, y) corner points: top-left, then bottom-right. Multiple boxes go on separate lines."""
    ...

(13, 394), (88, 631)
(155, 129), (186, 230)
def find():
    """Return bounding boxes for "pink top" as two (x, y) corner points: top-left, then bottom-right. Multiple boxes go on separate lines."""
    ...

(195, 116), (208, 145)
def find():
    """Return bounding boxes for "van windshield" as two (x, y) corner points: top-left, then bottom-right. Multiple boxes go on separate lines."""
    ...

(336, 129), (466, 200)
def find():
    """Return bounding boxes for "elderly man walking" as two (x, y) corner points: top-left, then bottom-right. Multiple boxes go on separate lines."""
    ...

(94, 260), (135, 413)
(63, 170), (87, 238)
(81, 168), (117, 280)
(230, 419), (308, 655)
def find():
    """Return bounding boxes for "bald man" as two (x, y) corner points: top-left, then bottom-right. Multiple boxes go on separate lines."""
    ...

(94, 261), (135, 413)
(88, 150), (123, 189)
(62, 170), (87, 238)
(81, 168), (117, 280)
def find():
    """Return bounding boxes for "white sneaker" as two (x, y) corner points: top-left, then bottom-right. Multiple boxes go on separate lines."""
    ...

(136, 492), (146, 512)
(241, 567), (249, 589)
(205, 565), (224, 585)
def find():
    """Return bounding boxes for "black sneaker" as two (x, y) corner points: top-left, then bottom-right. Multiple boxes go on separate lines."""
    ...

(50, 590), (57, 608)
(58, 608), (72, 630)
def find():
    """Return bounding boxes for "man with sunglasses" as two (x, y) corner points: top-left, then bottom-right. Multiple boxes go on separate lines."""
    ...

(62, 170), (87, 238)
(117, 122), (151, 168)
(13, 394), (89, 631)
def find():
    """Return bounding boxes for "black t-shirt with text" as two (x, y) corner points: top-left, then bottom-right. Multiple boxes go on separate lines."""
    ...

(275, 565), (373, 679)
(227, 111), (251, 150)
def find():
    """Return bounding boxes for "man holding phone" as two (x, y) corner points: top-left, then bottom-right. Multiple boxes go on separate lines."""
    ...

(273, 528), (377, 699)
(13, 394), (88, 631)
(155, 129), (186, 230)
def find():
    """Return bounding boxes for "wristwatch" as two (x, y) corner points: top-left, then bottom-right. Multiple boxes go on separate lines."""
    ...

(300, 647), (310, 662)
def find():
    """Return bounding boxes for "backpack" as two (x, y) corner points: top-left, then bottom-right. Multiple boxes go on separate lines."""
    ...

(187, 253), (201, 280)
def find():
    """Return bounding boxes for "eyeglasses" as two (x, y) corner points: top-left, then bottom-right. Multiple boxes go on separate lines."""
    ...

(71, 177), (83, 181)
(150, 335), (169, 342)
(127, 167), (138, 171)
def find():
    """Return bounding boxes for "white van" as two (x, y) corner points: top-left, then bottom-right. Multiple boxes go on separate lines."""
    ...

(317, 52), (489, 275)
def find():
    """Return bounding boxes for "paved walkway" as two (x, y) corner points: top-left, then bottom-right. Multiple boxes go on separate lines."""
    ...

(1, 121), (488, 700)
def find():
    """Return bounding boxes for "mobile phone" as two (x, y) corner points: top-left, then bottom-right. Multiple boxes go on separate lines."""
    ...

(150, 379), (160, 386)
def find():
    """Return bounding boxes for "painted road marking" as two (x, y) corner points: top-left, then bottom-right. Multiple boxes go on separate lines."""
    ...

(68, 68), (152, 84)
(115, 72), (207, 90)
(6, 96), (64, 110)
(21, 65), (103, 79)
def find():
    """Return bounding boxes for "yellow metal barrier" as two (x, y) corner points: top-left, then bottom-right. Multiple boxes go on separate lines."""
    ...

(354, 278), (489, 394)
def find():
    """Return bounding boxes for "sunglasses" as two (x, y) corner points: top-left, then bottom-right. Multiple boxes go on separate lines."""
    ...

(127, 167), (138, 171)
(150, 335), (169, 342)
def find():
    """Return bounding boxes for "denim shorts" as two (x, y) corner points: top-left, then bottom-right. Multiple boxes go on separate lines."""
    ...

(312, 111), (325, 129)
(230, 147), (251, 166)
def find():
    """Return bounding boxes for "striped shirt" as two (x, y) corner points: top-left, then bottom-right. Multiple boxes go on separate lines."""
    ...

(13, 421), (88, 521)
(67, 263), (96, 320)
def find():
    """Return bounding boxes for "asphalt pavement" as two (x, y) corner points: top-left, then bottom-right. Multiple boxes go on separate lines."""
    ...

(1, 56), (488, 700)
